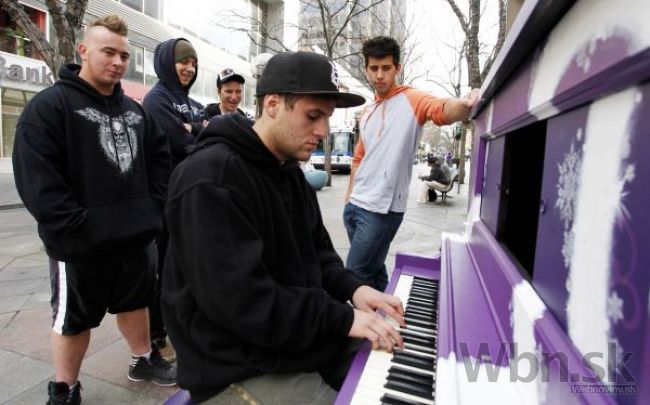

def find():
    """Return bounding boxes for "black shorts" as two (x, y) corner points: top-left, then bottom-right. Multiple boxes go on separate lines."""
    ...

(49, 242), (157, 335)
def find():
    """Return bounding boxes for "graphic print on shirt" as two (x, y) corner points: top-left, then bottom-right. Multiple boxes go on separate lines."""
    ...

(75, 108), (142, 174)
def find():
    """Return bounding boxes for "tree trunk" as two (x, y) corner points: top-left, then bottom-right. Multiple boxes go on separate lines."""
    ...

(0, 0), (57, 76)
(0, 0), (87, 80)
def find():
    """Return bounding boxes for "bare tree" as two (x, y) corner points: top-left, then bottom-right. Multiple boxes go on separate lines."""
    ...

(0, 0), (88, 79)
(444, 0), (507, 183)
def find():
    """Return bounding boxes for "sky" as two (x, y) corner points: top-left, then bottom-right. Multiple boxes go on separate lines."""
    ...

(407, 0), (501, 96)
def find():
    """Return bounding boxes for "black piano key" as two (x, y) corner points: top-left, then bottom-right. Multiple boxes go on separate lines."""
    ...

(409, 289), (435, 298)
(404, 317), (436, 330)
(408, 291), (435, 299)
(400, 331), (436, 346)
(411, 282), (436, 289)
(405, 307), (436, 317)
(404, 342), (436, 355)
(413, 276), (438, 284)
(401, 334), (436, 348)
(388, 366), (434, 385)
(384, 380), (433, 400)
(409, 295), (435, 304)
(392, 351), (435, 371)
(402, 311), (432, 323)
(407, 296), (435, 304)
(411, 283), (437, 291)
(402, 336), (436, 349)
(411, 286), (437, 294)
(380, 393), (429, 405)
(407, 300), (436, 311)
(404, 324), (436, 335)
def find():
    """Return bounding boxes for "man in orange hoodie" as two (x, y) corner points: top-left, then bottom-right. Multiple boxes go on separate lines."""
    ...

(344, 36), (479, 291)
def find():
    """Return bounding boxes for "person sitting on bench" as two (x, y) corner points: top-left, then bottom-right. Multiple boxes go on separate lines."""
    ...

(418, 156), (451, 202)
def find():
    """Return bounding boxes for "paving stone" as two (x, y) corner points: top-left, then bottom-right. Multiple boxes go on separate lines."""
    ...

(0, 294), (29, 314)
(0, 349), (53, 403)
(6, 374), (162, 405)
(82, 338), (177, 401)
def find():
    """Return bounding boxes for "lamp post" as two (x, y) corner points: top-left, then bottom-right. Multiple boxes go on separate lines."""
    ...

(250, 52), (273, 117)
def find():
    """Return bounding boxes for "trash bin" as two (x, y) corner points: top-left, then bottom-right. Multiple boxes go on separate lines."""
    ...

(304, 170), (328, 190)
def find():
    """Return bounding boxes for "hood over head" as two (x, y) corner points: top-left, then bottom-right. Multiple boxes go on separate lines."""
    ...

(153, 38), (198, 92)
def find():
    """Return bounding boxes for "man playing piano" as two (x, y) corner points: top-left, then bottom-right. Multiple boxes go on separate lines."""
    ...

(162, 51), (406, 404)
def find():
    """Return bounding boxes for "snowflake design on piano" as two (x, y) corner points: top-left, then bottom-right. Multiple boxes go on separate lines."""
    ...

(556, 134), (582, 268)
(607, 291), (624, 324)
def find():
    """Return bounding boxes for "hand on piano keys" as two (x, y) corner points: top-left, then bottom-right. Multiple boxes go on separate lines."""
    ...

(346, 276), (439, 405)
(349, 285), (407, 352)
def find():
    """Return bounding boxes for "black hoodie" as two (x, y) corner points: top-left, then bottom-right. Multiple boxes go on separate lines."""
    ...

(143, 38), (205, 168)
(12, 64), (170, 262)
(162, 114), (365, 401)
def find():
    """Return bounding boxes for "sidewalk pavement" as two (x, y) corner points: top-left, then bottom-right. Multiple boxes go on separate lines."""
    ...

(0, 163), (468, 404)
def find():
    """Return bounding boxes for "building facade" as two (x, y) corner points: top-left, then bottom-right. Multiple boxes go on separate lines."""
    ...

(298, 0), (408, 87)
(0, 0), (300, 172)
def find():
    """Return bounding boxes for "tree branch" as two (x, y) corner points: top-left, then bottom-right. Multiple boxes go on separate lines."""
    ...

(0, 0), (56, 74)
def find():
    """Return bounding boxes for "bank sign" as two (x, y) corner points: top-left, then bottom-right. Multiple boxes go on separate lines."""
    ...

(0, 52), (54, 91)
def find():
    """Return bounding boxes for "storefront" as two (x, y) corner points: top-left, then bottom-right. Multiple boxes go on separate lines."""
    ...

(0, 51), (51, 173)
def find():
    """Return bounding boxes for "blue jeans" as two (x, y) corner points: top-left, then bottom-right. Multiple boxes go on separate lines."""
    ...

(343, 203), (404, 291)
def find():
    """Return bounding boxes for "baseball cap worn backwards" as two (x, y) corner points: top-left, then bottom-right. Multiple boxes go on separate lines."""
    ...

(256, 52), (366, 108)
(217, 68), (245, 87)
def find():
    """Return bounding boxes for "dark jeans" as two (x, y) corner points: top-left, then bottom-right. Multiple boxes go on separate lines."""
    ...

(343, 203), (404, 291)
(149, 221), (168, 342)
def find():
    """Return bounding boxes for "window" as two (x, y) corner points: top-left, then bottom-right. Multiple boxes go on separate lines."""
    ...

(1, 88), (36, 158)
(121, 0), (144, 13)
(164, 0), (265, 62)
(0, 5), (47, 60)
(144, 0), (163, 20)
(144, 48), (157, 86)
(189, 67), (205, 100)
(124, 45), (144, 83)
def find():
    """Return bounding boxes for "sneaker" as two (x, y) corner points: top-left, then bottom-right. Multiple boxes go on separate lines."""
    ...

(46, 381), (81, 405)
(128, 348), (177, 386)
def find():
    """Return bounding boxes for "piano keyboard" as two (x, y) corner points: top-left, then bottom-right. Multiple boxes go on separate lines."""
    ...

(349, 275), (439, 405)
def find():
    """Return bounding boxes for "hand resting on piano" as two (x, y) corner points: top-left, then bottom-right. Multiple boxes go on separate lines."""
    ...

(348, 285), (406, 352)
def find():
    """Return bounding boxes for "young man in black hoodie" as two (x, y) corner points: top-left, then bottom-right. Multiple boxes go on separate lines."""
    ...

(12, 15), (175, 404)
(162, 51), (406, 404)
(142, 37), (205, 361)
(143, 38), (206, 168)
(204, 68), (255, 122)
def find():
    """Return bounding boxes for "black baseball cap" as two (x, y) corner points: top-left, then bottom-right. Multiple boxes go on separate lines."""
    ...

(256, 51), (366, 108)
(217, 68), (245, 87)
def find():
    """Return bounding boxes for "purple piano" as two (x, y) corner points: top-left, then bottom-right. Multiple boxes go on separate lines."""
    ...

(336, 0), (650, 404)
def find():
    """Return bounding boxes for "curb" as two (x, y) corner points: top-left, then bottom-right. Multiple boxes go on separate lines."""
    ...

(0, 203), (25, 211)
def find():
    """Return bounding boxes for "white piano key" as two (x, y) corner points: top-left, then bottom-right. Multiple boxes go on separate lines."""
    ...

(349, 274), (439, 405)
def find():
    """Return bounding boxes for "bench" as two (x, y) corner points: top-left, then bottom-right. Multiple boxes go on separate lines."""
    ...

(438, 171), (459, 205)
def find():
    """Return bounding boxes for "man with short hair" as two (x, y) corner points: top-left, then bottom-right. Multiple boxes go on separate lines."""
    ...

(418, 156), (452, 202)
(344, 36), (479, 291)
(162, 51), (406, 404)
(12, 15), (175, 404)
(204, 68), (254, 121)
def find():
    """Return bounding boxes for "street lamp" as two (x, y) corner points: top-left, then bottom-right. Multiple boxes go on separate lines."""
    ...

(251, 52), (273, 78)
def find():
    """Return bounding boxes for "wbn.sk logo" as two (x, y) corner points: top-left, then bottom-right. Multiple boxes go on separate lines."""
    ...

(459, 342), (636, 384)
